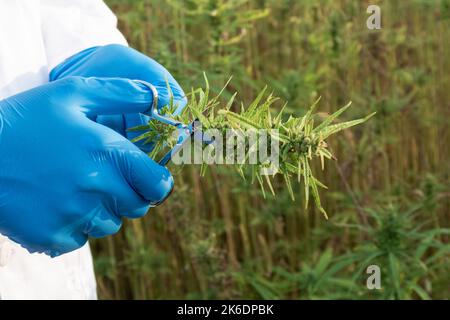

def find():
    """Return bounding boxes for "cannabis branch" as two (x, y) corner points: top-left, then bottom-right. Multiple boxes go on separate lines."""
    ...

(130, 77), (375, 218)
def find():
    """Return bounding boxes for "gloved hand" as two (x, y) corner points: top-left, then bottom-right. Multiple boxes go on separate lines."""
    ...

(0, 77), (173, 257)
(50, 44), (188, 152)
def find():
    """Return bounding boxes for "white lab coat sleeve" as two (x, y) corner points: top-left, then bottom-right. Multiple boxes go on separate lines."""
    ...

(39, 0), (128, 73)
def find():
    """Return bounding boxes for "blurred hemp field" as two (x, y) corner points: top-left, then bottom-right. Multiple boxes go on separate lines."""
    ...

(95, 0), (450, 299)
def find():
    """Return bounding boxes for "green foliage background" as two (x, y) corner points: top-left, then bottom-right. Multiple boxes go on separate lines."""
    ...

(94, 0), (450, 299)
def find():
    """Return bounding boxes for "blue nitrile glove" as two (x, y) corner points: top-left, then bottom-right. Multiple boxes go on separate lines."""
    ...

(50, 44), (188, 152)
(0, 77), (173, 257)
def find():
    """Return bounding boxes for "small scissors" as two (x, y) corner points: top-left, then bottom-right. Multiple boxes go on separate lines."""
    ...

(135, 81), (213, 205)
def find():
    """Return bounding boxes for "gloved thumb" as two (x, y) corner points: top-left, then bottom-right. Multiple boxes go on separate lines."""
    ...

(118, 144), (174, 206)
(56, 76), (154, 117)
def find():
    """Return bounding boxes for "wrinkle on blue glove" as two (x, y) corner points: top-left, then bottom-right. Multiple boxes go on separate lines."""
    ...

(50, 44), (188, 153)
(0, 77), (173, 257)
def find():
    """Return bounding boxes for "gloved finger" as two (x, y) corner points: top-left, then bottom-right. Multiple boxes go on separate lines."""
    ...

(51, 45), (188, 114)
(84, 205), (122, 238)
(96, 114), (155, 153)
(58, 77), (154, 117)
(96, 114), (127, 136)
(118, 145), (174, 205)
(124, 113), (151, 140)
(79, 134), (154, 218)
(95, 114), (153, 143)
(101, 167), (152, 219)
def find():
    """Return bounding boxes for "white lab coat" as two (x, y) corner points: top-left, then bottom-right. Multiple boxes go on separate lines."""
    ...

(0, 0), (128, 300)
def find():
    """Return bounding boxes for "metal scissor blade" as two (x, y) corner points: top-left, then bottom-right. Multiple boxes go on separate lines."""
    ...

(158, 119), (216, 166)
(192, 121), (215, 146)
